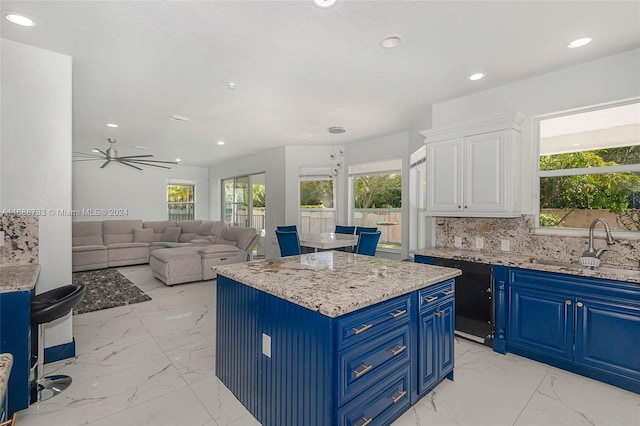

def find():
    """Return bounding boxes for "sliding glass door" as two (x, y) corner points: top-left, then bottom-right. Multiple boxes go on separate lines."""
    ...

(222, 173), (266, 257)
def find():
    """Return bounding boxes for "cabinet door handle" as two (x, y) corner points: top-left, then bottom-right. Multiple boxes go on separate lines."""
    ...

(457, 205), (462, 209)
(353, 324), (373, 335)
(577, 302), (584, 308)
(565, 300), (572, 305)
(356, 417), (373, 426)
(390, 345), (407, 356)
(390, 309), (407, 318)
(443, 290), (454, 296)
(425, 296), (438, 303)
(435, 311), (442, 317)
(353, 363), (373, 378)
(391, 390), (407, 404)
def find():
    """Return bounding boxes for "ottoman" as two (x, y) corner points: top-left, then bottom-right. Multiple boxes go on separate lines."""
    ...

(150, 247), (203, 285)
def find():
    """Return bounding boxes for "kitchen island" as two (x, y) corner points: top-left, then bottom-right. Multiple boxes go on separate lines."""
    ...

(214, 251), (461, 426)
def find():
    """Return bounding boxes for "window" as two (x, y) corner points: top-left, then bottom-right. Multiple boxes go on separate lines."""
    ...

(222, 173), (266, 231)
(349, 159), (402, 251)
(167, 184), (195, 220)
(299, 168), (335, 233)
(538, 100), (640, 232)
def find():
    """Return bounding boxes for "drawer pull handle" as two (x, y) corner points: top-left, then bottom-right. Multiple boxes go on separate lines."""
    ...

(424, 296), (438, 303)
(565, 300), (572, 305)
(577, 302), (584, 308)
(391, 390), (407, 404)
(390, 309), (407, 318)
(353, 363), (373, 378)
(436, 311), (443, 317)
(443, 290), (454, 296)
(390, 345), (407, 356)
(354, 417), (373, 426)
(353, 324), (373, 335)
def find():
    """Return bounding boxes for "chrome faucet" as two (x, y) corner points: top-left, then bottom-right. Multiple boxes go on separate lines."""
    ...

(582, 218), (615, 258)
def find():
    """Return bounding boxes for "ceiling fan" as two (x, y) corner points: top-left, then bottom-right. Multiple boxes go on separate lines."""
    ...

(73, 139), (177, 170)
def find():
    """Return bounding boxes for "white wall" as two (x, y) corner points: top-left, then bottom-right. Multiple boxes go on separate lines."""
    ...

(208, 147), (285, 259)
(1, 39), (73, 348)
(345, 131), (412, 259)
(73, 162), (209, 221)
(431, 48), (640, 215)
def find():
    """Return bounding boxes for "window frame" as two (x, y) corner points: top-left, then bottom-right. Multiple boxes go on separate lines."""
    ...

(167, 180), (196, 221)
(298, 170), (337, 234)
(534, 97), (640, 239)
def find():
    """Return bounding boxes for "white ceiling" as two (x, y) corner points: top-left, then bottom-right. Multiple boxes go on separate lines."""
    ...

(2, 1), (639, 167)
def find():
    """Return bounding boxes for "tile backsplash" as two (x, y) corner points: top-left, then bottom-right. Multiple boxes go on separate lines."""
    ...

(0, 214), (39, 265)
(435, 215), (640, 268)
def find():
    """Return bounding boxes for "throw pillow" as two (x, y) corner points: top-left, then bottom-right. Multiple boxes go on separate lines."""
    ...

(161, 226), (181, 242)
(133, 228), (155, 243)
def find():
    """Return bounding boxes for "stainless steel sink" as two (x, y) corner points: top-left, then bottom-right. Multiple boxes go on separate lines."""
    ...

(528, 258), (640, 277)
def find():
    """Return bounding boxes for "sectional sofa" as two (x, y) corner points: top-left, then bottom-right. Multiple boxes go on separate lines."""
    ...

(72, 219), (259, 285)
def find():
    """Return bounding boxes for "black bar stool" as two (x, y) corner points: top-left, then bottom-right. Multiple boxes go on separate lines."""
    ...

(30, 284), (86, 403)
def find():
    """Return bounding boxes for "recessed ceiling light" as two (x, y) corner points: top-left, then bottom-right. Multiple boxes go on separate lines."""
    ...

(175, 158), (181, 162)
(217, 141), (225, 145)
(227, 82), (236, 90)
(468, 73), (485, 81)
(91, 149), (100, 153)
(567, 37), (592, 49)
(313, 0), (337, 8)
(133, 145), (148, 150)
(106, 123), (118, 128)
(5, 12), (35, 27)
(328, 126), (346, 134)
(381, 36), (402, 49)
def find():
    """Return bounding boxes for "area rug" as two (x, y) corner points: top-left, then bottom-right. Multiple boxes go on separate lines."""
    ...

(72, 269), (152, 314)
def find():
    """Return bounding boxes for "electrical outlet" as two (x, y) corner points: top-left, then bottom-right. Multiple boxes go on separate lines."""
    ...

(501, 239), (510, 251)
(454, 236), (462, 247)
(262, 333), (271, 358)
(475, 237), (484, 249)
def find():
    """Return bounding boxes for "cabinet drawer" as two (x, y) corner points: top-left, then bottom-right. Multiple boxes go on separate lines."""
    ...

(419, 279), (455, 312)
(338, 364), (411, 426)
(338, 323), (411, 405)
(337, 295), (411, 350)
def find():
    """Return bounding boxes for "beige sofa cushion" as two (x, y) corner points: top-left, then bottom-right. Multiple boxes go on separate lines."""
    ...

(221, 227), (258, 252)
(72, 221), (103, 246)
(103, 220), (143, 245)
(143, 220), (178, 242)
(161, 227), (181, 242)
(199, 245), (240, 256)
(134, 228), (155, 243)
(177, 220), (202, 242)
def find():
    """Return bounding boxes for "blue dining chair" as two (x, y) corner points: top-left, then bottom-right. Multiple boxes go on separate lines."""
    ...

(355, 231), (381, 256)
(275, 230), (301, 257)
(335, 225), (355, 235)
(355, 226), (378, 236)
(276, 225), (298, 232)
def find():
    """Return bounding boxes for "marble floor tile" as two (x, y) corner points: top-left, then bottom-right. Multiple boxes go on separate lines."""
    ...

(16, 265), (640, 426)
(514, 369), (640, 426)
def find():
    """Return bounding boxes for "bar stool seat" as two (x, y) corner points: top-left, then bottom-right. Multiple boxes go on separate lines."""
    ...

(30, 284), (86, 403)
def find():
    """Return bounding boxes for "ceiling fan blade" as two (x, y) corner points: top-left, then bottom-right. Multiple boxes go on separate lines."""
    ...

(127, 160), (173, 169)
(129, 159), (178, 164)
(72, 151), (104, 158)
(72, 158), (105, 162)
(94, 148), (108, 157)
(117, 154), (155, 159)
(116, 159), (143, 170)
(100, 160), (112, 168)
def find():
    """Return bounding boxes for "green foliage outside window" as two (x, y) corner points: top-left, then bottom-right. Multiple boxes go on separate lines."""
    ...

(353, 174), (402, 209)
(540, 146), (640, 230)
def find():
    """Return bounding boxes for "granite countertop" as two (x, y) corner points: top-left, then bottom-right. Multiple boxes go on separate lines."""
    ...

(214, 251), (461, 318)
(0, 353), (13, 402)
(412, 247), (640, 285)
(0, 264), (40, 293)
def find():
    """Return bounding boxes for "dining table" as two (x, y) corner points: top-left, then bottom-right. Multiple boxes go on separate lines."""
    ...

(299, 232), (358, 252)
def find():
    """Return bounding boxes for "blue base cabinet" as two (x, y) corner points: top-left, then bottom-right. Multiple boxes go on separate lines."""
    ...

(494, 267), (640, 394)
(0, 289), (32, 417)
(216, 274), (455, 426)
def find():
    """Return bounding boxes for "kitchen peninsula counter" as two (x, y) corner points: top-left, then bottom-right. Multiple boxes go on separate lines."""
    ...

(214, 251), (460, 426)
(215, 251), (460, 317)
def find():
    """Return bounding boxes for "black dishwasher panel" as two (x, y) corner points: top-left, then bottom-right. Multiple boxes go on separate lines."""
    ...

(429, 257), (493, 346)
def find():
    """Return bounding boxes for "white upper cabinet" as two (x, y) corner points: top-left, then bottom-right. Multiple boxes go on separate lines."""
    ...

(421, 112), (525, 217)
